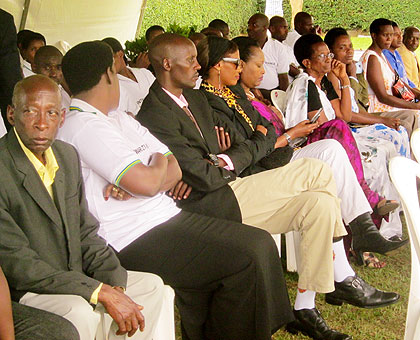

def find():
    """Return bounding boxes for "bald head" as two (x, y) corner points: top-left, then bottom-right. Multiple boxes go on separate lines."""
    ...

(149, 33), (194, 71)
(12, 75), (60, 109)
(250, 13), (269, 27)
(403, 26), (420, 52)
(33, 46), (64, 84)
(8, 75), (63, 161)
(148, 33), (201, 94)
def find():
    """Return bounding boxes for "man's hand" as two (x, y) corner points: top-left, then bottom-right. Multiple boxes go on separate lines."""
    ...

(381, 116), (400, 130)
(288, 120), (319, 138)
(98, 284), (145, 337)
(215, 126), (231, 152)
(135, 52), (150, 69)
(168, 180), (192, 200)
(104, 184), (133, 201)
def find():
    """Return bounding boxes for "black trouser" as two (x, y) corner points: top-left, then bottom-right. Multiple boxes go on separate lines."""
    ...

(117, 211), (293, 340)
(12, 302), (80, 340)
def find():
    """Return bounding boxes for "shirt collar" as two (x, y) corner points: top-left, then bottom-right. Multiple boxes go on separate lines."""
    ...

(14, 127), (59, 182)
(162, 87), (189, 108)
(69, 98), (105, 116)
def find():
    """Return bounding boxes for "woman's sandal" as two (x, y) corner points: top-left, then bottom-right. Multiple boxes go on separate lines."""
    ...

(351, 250), (386, 269)
(374, 199), (399, 216)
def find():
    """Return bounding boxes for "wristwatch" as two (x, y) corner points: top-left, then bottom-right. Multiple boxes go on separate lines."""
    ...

(284, 133), (292, 145)
(206, 153), (220, 166)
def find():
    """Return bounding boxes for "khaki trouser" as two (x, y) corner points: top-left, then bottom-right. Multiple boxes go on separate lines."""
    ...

(20, 271), (172, 340)
(372, 109), (419, 137)
(229, 158), (347, 293)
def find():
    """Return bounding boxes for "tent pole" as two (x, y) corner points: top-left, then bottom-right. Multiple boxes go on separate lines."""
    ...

(19, 0), (31, 31)
(135, 0), (148, 38)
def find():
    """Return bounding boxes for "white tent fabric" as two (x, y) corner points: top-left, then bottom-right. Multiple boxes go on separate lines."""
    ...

(2, 0), (145, 48)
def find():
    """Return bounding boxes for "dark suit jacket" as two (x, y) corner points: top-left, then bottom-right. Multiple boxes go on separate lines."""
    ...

(0, 10), (22, 130)
(138, 81), (257, 221)
(201, 84), (279, 176)
(0, 131), (126, 301)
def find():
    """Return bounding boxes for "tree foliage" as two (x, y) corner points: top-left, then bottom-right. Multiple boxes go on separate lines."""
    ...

(283, 0), (420, 32)
(139, 0), (262, 38)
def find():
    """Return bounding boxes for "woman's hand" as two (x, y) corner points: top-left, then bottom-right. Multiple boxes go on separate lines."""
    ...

(256, 124), (267, 136)
(288, 120), (319, 138)
(331, 59), (349, 82)
(381, 116), (400, 130)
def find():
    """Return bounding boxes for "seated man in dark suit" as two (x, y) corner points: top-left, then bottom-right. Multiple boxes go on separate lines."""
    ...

(57, 40), (294, 340)
(137, 33), (401, 340)
(0, 265), (80, 340)
(0, 74), (167, 340)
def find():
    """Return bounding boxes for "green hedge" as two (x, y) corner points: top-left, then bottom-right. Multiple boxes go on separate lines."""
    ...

(138, 0), (265, 38)
(283, 0), (420, 32)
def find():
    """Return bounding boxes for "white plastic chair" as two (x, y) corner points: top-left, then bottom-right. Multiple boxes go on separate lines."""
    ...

(410, 128), (420, 162)
(389, 157), (420, 340)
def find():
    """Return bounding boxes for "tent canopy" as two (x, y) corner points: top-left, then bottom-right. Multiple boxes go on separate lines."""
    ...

(2, 0), (145, 48)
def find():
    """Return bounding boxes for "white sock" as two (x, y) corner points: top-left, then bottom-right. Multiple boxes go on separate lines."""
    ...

(333, 239), (355, 282)
(294, 289), (316, 310)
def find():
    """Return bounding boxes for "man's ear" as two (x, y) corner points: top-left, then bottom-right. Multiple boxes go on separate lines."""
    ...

(162, 57), (171, 71)
(59, 108), (66, 128)
(6, 105), (15, 127)
(105, 67), (113, 85)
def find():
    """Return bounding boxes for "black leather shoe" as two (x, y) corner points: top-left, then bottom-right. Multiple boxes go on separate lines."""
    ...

(325, 275), (400, 308)
(349, 213), (408, 254)
(286, 308), (352, 340)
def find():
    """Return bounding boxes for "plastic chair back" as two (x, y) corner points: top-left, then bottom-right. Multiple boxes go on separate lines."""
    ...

(389, 157), (420, 340)
(411, 128), (420, 163)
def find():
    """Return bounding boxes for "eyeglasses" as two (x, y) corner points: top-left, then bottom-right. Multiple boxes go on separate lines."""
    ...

(314, 52), (334, 61)
(222, 57), (243, 69)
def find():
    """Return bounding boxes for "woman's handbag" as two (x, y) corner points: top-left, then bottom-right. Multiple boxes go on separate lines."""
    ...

(392, 73), (416, 102)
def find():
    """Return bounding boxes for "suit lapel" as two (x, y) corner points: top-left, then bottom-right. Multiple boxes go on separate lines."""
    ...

(7, 132), (63, 228)
(152, 83), (213, 153)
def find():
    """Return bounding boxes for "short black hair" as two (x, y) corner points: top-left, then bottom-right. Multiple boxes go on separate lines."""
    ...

(20, 31), (46, 50)
(209, 19), (228, 31)
(324, 28), (348, 49)
(370, 18), (393, 34)
(145, 25), (165, 42)
(391, 21), (399, 28)
(196, 36), (238, 79)
(232, 36), (259, 62)
(34, 45), (63, 65)
(62, 41), (114, 95)
(17, 29), (34, 47)
(294, 33), (324, 68)
(294, 12), (312, 27)
(102, 37), (123, 53)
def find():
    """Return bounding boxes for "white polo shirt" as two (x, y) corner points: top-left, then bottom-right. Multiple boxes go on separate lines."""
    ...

(257, 38), (290, 90)
(118, 67), (155, 116)
(21, 59), (35, 78)
(284, 30), (301, 48)
(57, 98), (180, 251)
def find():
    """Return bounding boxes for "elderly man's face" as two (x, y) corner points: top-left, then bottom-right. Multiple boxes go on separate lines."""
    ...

(35, 55), (63, 85)
(7, 79), (64, 162)
(169, 41), (201, 89)
(405, 30), (420, 52)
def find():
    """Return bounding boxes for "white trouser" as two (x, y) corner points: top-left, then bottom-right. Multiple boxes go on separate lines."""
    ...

(20, 271), (174, 340)
(291, 139), (372, 224)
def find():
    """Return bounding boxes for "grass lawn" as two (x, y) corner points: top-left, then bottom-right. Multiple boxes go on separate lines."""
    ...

(174, 213), (411, 340)
(351, 36), (372, 51)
